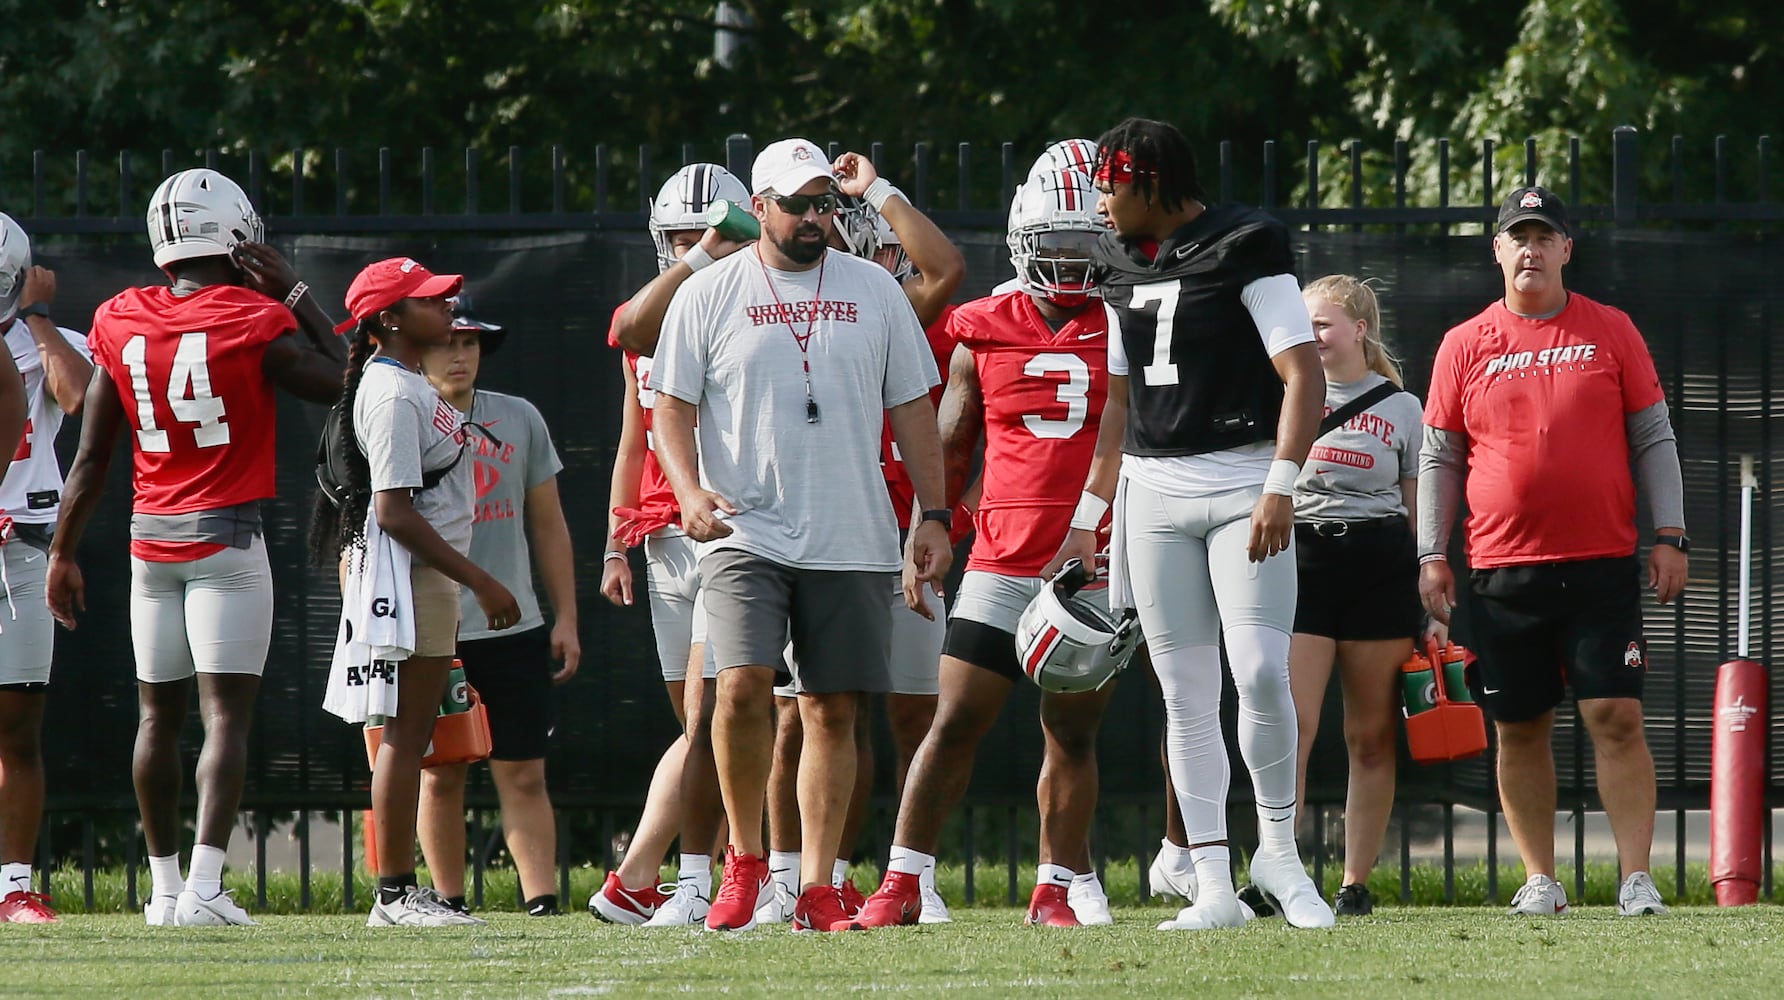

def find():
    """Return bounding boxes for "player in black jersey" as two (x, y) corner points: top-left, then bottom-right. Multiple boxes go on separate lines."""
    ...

(1049, 117), (1331, 931)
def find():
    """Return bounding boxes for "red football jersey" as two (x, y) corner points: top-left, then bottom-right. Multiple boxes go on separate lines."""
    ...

(948, 292), (1109, 575)
(607, 303), (678, 515)
(881, 305), (957, 529)
(88, 285), (294, 556)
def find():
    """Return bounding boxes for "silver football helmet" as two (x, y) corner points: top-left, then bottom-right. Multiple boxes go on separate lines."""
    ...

(648, 163), (749, 273)
(1007, 170), (1103, 298)
(870, 205), (914, 283)
(0, 213), (29, 326)
(833, 192), (880, 260)
(146, 168), (264, 269)
(1027, 138), (1099, 182)
(1014, 559), (1139, 694)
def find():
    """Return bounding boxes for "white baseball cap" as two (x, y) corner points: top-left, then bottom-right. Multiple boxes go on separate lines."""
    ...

(752, 138), (834, 196)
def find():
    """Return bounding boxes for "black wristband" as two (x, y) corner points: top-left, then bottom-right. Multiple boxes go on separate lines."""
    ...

(16, 302), (50, 321)
(1654, 534), (1689, 554)
(920, 508), (952, 531)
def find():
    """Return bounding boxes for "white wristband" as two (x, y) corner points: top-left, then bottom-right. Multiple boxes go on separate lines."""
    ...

(283, 281), (309, 308)
(1262, 459), (1301, 497)
(681, 244), (715, 272)
(603, 550), (627, 563)
(862, 177), (897, 212)
(1070, 491), (1110, 532)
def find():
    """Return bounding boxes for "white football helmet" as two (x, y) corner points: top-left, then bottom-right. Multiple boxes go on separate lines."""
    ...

(1007, 170), (1103, 297)
(649, 163), (749, 272)
(146, 168), (264, 269)
(1027, 138), (1098, 182)
(1015, 560), (1139, 694)
(833, 193), (880, 260)
(0, 213), (29, 326)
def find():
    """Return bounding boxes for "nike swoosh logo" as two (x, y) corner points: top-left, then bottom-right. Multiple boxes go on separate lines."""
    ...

(22, 553), (41, 563)
(1482, 687), (1500, 695)
(1314, 468), (1334, 475)
(1076, 330), (1103, 340)
(1173, 244), (1200, 259)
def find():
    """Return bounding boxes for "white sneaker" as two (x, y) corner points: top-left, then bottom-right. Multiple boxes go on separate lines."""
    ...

(753, 880), (796, 925)
(173, 888), (258, 926)
(641, 879), (710, 928)
(1248, 847), (1335, 929)
(143, 894), (179, 926)
(1148, 851), (1198, 903)
(1067, 873), (1113, 926)
(1157, 889), (1251, 930)
(918, 882), (952, 924)
(1508, 873), (1569, 916)
(366, 886), (486, 927)
(1617, 872), (1668, 916)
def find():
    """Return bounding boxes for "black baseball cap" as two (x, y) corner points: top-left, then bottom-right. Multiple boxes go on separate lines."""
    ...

(448, 294), (507, 355)
(1496, 186), (1569, 237)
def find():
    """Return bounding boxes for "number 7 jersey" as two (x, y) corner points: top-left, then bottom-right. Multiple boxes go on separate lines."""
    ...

(948, 291), (1108, 576)
(88, 285), (294, 514)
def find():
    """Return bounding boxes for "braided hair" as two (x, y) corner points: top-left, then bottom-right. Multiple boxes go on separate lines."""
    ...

(1092, 117), (1208, 213)
(306, 317), (380, 567)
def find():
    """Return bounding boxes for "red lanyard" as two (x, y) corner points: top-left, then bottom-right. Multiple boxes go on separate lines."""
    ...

(755, 245), (827, 423)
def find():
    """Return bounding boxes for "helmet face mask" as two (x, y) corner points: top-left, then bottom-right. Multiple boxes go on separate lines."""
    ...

(649, 163), (749, 273)
(1007, 170), (1105, 299)
(0, 213), (29, 326)
(145, 169), (263, 270)
(832, 192), (880, 260)
(1014, 559), (1140, 694)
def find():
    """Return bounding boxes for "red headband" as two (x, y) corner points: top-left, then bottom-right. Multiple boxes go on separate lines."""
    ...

(1094, 149), (1156, 185)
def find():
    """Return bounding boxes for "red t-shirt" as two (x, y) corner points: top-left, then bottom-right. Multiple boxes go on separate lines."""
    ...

(1424, 293), (1664, 568)
(949, 292), (1109, 576)
(607, 303), (679, 517)
(88, 285), (294, 561)
(881, 305), (958, 529)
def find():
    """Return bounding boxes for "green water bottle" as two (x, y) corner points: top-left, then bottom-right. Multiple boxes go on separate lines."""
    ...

(1401, 651), (1437, 717)
(1437, 643), (1472, 704)
(705, 199), (760, 242)
(439, 662), (471, 717)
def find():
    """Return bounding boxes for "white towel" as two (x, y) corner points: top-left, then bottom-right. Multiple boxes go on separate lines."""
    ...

(322, 510), (414, 723)
(1105, 474), (1135, 617)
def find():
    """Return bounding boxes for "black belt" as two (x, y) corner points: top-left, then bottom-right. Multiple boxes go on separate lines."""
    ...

(1298, 515), (1407, 539)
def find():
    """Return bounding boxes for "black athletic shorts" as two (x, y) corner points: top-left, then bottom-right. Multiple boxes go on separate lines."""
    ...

(1464, 556), (1646, 723)
(457, 625), (554, 761)
(1292, 516), (1422, 641)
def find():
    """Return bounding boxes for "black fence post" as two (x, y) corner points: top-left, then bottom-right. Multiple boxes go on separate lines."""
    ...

(725, 134), (753, 183)
(1612, 125), (1639, 228)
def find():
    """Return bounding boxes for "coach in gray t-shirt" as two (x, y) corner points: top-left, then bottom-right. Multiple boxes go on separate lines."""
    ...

(650, 138), (953, 930)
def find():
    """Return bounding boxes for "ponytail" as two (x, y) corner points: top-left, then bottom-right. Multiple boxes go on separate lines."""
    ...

(306, 317), (380, 567)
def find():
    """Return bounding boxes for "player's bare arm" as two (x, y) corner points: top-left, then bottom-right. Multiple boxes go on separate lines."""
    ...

(46, 365), (126, 629)
(612, 230), (749, 357)
(17, 265), (92, 414)
(601, 357), (647, 606)
(935, 342), (984, 507)
(232, 241), (347, 363)
(1249, 341), (1323, 562)
(524, 475), (582, 682)
(836, 153), (966, 328)
(262, 334), (347, 404)
(372, 488), (520, 631)
(1044, 373), (1126, 579)
(889, 393), (952, 592)
(654, 392), (734, 541)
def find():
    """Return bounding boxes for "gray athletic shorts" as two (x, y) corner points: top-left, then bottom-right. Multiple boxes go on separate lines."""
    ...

(132, 536), (274, 683)
(644, 531), (713, 683)
(950, 569), (1113, 635)
(0, 536), (54, 685)
(700, 548), (892, 695)
(777, 574), (942, 697)
(1121, 479), (1296, 655)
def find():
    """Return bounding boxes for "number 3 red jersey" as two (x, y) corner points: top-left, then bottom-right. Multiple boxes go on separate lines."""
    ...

(948, 291), (1108, 575)
(88, 285), (294, 515)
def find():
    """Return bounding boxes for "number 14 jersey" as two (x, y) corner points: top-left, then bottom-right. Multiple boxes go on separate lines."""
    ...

(948, 291), (1108, 576)
(89, 284), (294, 516)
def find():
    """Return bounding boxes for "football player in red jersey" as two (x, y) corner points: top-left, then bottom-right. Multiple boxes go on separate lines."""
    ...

(591, 162), (751, 928)
(47, 169), (346, 927)
(854, 167), (1116, 930)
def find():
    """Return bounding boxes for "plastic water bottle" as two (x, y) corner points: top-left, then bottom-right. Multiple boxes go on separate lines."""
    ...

(705, 199), (760, 242)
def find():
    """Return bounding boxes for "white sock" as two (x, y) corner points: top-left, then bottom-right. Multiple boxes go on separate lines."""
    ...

(831, 858), (850, 888)
(1071, 872), (1101, 889)
(187, 844), (227, 899)
(886, 845), (933, 878)
(1190, 846), (1234, 896)
(1225, 624), (1300, 852)
(1152, 644), (1230, 843)
(148, 854), (184, 900)
(1036, 863), (1075, 889)
(1158, 838), (1192, 870)
(1, 862), (31, 895)
(768, 851), (800, 894)
(919, 858), (938, 892)
(678, 853), (712, 893)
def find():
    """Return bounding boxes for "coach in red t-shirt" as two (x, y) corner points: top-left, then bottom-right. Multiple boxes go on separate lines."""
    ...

(1417, 187), (1686, 919)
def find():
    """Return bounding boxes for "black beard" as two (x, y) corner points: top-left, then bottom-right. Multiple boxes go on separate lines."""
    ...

(774, 224), (827, 265)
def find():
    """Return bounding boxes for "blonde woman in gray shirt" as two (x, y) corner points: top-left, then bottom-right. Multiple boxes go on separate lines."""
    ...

(1285, 275), (1424, 917)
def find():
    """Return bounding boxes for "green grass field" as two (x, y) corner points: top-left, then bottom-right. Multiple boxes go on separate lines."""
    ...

(5, 906), (1781, 998)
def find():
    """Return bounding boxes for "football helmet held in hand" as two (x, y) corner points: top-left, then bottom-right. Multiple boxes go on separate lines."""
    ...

(1015, 559), (1138, 694)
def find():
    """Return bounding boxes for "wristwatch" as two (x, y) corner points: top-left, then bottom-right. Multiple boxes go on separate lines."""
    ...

(1654, 534), (1690, 554)
(16, 303), (50, 321)
(920, 508), (952, 531)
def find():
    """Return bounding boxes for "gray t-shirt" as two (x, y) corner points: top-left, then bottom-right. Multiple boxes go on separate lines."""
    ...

(354, 359), (474, 558)
(654, 247), (939, 571)
(455, 389), (564, 641)
(1294, 372), (1424, 522)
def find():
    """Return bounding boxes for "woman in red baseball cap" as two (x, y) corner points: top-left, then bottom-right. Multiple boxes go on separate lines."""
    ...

(311, 256), (520, 927)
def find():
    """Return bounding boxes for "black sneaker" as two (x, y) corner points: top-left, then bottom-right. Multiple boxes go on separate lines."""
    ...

(1334, 883), (1374, 916)
(1236, 883), (1278, 918)
(526, 894), (562, 917)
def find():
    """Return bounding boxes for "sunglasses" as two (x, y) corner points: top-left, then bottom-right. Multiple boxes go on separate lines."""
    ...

(765, 192), (838, 216)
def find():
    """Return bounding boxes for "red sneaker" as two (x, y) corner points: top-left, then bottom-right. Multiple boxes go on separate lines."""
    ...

(838, 877), (866, 917)
(704, 846), (770, 932)
(0, 890), (58, 924)
(1025, 884), (1080, 927)
(849, 870), (922, 929)
(791, 884), (852, 932)
(588, 871), (668, 925)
